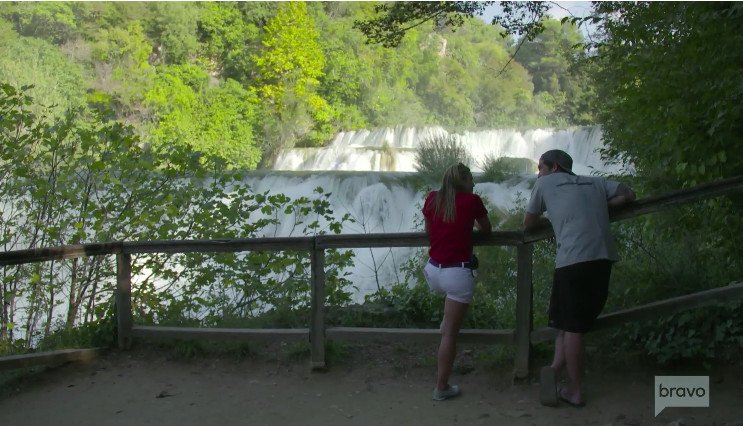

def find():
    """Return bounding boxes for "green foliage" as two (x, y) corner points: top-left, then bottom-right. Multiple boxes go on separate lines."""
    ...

(0, 2), (80, 44)
(0, 337), (26, 356)
(0, 83), (355, 352)
(586, 3), (743, 364)
(37, 316), (116, 351)
(148, 2), (200, 64)
(515, 18), (593, 125)
(365, 283), (444, 328)
(352, 2), (495, 48)
(0, 28), (86, 118)
(196, 2), (268, 82)
(253, 2), (334, 149)
(595, 2), (743, 189)
(145, 65), (262, 169)
(413, 134), (473, 183)
(479, 156), (536, 183)
(615, 302), (743, 368)
(130, 184), (355, 329)
(90, 21), (155, 116)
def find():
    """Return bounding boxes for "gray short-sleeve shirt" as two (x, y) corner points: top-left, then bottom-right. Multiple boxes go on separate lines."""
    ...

(526, 173), (621, 268)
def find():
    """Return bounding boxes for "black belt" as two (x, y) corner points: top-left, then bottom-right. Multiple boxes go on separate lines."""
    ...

(428, 258), (474, 269)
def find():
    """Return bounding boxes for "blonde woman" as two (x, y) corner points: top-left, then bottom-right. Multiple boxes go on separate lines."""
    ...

(422, 163), (492, 400)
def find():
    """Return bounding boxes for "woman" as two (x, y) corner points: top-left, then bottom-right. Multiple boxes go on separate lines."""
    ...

(422, 163), (492, 401)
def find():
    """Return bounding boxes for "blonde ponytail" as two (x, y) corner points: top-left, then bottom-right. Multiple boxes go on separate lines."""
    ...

(434, 163), (472, 223)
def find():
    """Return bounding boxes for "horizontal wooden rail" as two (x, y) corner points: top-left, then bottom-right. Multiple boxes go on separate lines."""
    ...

(1, 175), (741, 265)
(132, 325), (308, 342)
(315, 231), (522, 249)
(0, 348), (106, 371)
(129, 326), (514, 345)
(326, 327), (514, 345)
(530, 281), (743, 343)
(0, 242), (123, 267)
(123, 237), (314, 254)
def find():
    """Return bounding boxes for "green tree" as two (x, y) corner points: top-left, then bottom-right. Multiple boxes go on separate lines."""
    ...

(145, 64), (262, 170)
(253, 1), (334, 155)
(595, 2), (743, 187)
(147, 2), (200, 64)
(90, 21), (155, 119)
(196, 2), (272, 82)
(0, 22), (86, 118)
(514, 18), (592, 125)
(313, 3), (371, 130)
(0, 1), (80, 44)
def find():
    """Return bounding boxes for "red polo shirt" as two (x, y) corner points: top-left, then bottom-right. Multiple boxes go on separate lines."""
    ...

(423, 191), (488, 263)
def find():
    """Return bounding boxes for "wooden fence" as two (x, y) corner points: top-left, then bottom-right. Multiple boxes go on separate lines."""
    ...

(2, 175), (743, 376)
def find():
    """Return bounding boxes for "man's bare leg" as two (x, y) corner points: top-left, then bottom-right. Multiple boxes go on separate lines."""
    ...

(551, 330), (566, 372)
(561, 331), (585, 404)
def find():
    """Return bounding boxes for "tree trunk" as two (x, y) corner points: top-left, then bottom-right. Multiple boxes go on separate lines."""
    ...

(66, 258), (80, 329)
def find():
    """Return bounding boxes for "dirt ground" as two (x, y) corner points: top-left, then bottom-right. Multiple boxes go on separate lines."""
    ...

(1, 341), (742, 426)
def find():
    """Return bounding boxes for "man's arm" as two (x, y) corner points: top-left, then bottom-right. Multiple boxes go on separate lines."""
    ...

(607, 183), (636, 208)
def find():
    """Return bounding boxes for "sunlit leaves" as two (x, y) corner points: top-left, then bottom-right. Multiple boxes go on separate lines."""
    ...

(353, 1), (496, 48)
(145, 65), (261, 169)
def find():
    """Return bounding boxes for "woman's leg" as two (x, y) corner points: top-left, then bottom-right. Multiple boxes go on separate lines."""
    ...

(436, 298), (469, 390)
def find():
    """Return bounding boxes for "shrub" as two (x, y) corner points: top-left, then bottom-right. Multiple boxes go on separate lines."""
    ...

(413, 134), (473, 183)
(479, 155), (536, 183)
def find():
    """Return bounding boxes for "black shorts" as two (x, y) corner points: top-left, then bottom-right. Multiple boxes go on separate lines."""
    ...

(548, 259), (612, 333)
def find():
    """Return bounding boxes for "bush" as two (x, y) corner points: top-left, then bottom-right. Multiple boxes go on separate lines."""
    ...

(479, 155), (536, 183)
(413, 134), (473, 183)
(612, 301), (743, 368)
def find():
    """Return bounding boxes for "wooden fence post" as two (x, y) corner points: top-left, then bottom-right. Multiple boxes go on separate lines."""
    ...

(513, 243), (533, 380)
(116, 253), (133, 350)
(310, 244), (326, 369)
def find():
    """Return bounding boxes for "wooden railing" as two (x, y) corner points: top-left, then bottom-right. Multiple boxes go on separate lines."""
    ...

(2, 175), (743, 376)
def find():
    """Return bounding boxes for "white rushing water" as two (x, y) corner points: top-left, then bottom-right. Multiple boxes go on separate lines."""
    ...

(273, 125), (623, 175)
(255, 125), (626, 301)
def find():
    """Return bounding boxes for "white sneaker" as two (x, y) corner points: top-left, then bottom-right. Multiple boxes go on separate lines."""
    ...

(432, 384), (461, 401)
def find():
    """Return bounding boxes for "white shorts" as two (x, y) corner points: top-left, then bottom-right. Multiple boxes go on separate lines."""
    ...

(423, 261), (475, 304)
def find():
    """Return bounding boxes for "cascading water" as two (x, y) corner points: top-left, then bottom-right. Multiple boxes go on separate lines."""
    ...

(254, 125), (625, 301)
(273, 125), (623, 175)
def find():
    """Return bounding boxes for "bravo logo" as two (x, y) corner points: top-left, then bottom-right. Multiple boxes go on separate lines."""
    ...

(654, 376), (709, 416)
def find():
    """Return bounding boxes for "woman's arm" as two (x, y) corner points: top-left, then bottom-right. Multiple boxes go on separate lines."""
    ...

(475, 214), (492, 234)
(523, 212), (544, 230)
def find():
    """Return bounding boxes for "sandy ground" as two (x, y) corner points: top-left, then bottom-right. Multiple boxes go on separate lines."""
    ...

(1, 342), (742, 426)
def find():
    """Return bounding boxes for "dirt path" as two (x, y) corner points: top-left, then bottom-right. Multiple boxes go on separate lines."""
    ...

(1, 343), (742, 426)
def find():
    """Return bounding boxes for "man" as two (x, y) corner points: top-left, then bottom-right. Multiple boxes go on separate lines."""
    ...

(523, 149), (635, 407)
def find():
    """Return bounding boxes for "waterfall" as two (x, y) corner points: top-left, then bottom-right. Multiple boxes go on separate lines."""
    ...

(273, 125), (624, 175)
(253, 126), (624, 301)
